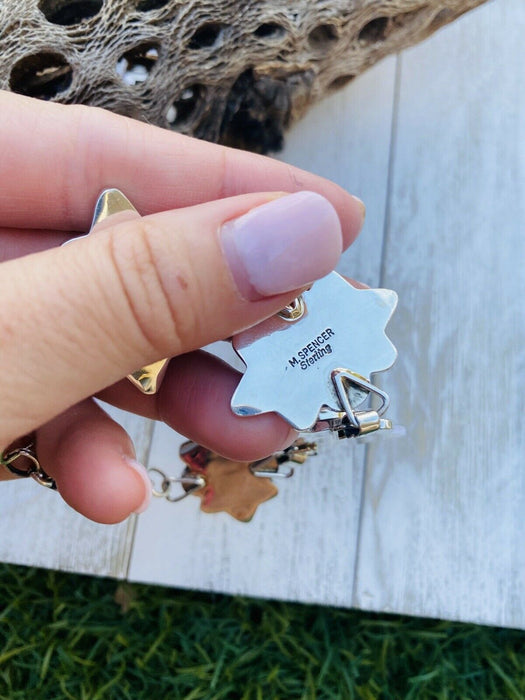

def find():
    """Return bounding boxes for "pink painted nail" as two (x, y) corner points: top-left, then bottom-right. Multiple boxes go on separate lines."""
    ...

(220, 191), (343, 300)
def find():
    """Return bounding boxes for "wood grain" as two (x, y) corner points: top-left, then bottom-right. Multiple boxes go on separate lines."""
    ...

(353, 0), (525, 628)
(0, 408), (152, 579)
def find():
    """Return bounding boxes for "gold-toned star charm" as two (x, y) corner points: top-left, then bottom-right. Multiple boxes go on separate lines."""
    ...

(180, 442), (277, 522)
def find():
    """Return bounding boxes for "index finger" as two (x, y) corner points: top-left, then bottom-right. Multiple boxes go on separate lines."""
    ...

(0, 91), (364, 246)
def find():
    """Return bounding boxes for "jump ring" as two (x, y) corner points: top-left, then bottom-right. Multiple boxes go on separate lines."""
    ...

(0, 442), (57, 490)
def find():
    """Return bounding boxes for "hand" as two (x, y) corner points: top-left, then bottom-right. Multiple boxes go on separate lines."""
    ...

(0, 91), (365, 523)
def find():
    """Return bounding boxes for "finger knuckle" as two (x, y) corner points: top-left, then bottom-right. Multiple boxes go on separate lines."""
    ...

(105, 219), (200, 358)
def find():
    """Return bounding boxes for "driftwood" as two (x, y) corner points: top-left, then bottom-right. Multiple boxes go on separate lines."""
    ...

(0, 0), (487, 152)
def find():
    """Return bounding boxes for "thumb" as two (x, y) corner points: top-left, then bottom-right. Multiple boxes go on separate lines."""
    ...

(1, 190), (344, 447)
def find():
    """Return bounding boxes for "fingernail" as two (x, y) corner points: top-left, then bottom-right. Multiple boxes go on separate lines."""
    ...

(221, 191), (343, 300)
(124, 457), (151, 514)
(351, 195), (366, 225)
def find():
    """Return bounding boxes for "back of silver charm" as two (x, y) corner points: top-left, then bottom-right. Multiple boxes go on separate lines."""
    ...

(231, 271), (398, 438)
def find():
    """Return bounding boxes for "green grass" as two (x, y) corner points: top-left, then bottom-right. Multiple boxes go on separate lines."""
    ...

(0, 565), (523, 699)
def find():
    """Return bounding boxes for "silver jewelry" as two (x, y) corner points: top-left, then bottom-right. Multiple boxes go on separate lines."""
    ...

(231, 271), (398, 438)
(25, 190), (399, 517)
(0, 442), (57, 490)
(147, 271), (399, 521)
(148, 439), (319, 522)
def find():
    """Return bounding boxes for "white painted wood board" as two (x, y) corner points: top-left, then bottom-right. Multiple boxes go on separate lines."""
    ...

(0, 409), (152, 578)
(127, 56), (397, 603)
(353, 0), (525, 628)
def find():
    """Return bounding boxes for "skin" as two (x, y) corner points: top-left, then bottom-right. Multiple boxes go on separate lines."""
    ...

(0, 91), (365, 524)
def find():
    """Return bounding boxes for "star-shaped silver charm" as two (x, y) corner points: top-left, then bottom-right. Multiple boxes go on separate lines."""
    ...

(231, 272), (397, 431)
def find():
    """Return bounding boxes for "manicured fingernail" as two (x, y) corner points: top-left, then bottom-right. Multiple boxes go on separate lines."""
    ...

(125, 457), (151, 514)
(221, 191), (343, 300)
(352, 195), (366, 225)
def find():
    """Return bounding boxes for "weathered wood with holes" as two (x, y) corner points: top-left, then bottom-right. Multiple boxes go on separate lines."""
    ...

(0, 0), (486, 153)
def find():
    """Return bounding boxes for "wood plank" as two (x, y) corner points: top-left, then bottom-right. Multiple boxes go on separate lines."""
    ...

(0, 409), (152, 578)
(353, 0), (525, 628)
(127, 57), (397, 604)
